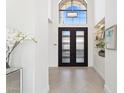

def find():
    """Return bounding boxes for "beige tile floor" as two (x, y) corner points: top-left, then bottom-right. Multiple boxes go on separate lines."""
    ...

(49, 67), (105, 93)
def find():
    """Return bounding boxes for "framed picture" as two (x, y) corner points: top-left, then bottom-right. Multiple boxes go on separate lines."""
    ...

(105, 25), (117, 50)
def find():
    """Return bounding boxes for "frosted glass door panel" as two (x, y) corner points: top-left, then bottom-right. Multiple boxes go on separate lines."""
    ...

(62, 31), (70, 64)
(62, 31), (70, 36)
(62, 58), (70, 63)
(62, 31), (70, 50)
(62, 44), (70, 49)
(76, 31), (84, 36)
(62, 37), (70, 43)
(62, 51), (70, 57)
(76, 37), (84, 43)
(76, 50), (84, 57)
(76, 31), (84, 63)
(76, 43), (84, 49)
(76, 58), (84, 63)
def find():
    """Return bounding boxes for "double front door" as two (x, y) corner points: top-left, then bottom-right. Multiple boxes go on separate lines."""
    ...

(58, 27), (88, 66)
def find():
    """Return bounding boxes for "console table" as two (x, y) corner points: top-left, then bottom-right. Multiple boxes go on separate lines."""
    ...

(6, 67), (22, 93)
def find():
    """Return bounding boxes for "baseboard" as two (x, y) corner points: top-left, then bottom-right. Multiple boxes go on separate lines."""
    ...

(104, 85), (112, 93)
(93, 66), (105, 80)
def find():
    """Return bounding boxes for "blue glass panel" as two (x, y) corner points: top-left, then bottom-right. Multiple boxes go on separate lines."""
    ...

(65, 5), (82, 10)
(60, 5), (87, 24)
(62, 11), (86, 24)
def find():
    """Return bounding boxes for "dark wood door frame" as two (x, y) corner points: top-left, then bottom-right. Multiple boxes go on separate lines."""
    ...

(58, 27), (88, 67)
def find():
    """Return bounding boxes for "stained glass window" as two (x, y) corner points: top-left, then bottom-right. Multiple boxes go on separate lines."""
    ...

(59, 0), (87, 24)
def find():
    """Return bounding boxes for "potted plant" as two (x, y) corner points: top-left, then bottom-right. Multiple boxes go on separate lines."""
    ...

(96, 41), (105, 57)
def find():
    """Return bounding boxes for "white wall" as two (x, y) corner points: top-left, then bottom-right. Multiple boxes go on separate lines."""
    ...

(105, 0), (117, 93)
(34, 0), (49, 92)
(48, 0), (94, 67)
(48, 22), (54, 67)
(93, 48), (105, 79)
(6, 0), (49, 93)
(93, 29), (105, 80)
(94, 0), (105, 80)
(48, 0), (52, 21)
(94, 0), (105, 25)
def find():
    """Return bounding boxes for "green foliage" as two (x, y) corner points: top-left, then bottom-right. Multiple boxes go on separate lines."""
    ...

(96, 41), (105, 48)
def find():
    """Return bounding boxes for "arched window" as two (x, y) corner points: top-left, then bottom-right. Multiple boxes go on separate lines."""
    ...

(59, 0), (87, 24)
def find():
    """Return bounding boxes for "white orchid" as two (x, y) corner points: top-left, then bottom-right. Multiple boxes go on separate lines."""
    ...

(6, 30), (37, 68)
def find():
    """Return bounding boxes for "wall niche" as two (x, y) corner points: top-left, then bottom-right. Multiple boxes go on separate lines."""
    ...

(94, 18), (105, 57)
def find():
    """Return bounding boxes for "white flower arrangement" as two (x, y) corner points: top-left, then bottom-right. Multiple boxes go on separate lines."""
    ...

(6, 30), (37, 68)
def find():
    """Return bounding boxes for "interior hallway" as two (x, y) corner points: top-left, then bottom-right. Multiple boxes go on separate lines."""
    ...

(49, 67), (105, 93)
